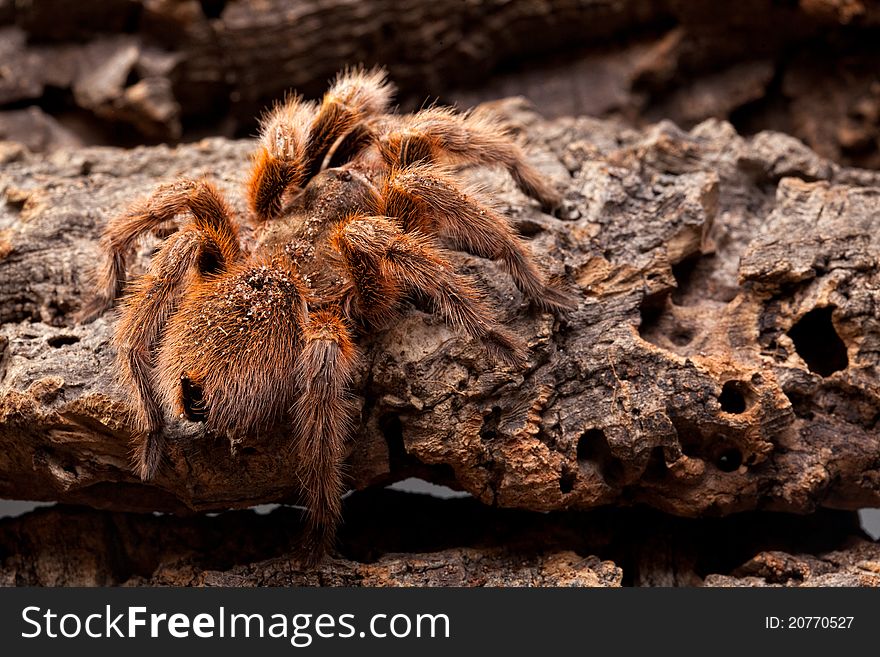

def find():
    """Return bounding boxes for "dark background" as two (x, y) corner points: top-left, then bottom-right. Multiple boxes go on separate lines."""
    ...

(1, 0), (879, 170)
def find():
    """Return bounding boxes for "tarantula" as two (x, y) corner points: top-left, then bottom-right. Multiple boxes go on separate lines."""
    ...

(81, 68), (573, 561)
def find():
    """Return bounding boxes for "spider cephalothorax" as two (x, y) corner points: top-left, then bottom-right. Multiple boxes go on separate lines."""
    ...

(82, 68), (573, 561)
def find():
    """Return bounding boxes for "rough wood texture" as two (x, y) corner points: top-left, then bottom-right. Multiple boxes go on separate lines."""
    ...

(1, 100), (878, 523)
(2, 0), (879, 170)
(0, 495), (874, 586)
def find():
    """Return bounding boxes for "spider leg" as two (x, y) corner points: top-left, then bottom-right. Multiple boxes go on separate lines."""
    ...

(381, 166), (576, 312)
(291, 309), (359, 563)
(334, 215), (528, 367)
(80, 179), (240, 321)
(115, 226), (237, 480)
(380, 107), (561, 210)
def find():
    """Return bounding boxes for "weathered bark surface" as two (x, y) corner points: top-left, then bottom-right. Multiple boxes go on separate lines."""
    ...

(2, 0), (879, 170)
(0, 496), (874, 587)
(1, 100), (878, 522)
(705, 541), (880, 588)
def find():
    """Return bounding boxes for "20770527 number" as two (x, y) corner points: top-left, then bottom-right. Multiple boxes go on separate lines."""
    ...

(765, 617), (854, 629)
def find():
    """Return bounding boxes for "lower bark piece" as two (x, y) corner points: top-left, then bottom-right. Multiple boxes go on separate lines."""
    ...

(163, 551), (621, 588)
(705, 541), (880, 588)
(0, 495), (874, 587)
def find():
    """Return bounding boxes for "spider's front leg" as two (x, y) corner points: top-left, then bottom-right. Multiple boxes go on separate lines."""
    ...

(247, 95), (313, 221)
(79, 179), (240, 322)
(305, 67), (393, 180)
(334, 214), (528, 368)
(381, 166), (576, 313)
(291, 310), (359, 563)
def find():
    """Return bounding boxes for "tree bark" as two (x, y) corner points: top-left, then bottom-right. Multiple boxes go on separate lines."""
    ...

(1, 99), (878, 524)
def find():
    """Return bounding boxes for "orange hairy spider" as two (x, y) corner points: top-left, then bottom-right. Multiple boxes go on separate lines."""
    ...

(81, 68), (573, 562)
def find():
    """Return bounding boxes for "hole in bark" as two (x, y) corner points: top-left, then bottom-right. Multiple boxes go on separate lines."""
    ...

(124, 68), (141, 88)
(670, 252), (739, 305)
(240, 447), (257, 456)
(181, 375), (208, 422)
(787, 306), (848, 376)
(716, 448), (742, 472)
(670, 327), (693, 346)
(559, 468), (576, 494)
(719, 381), (748, 414)
(783, 389), (815, 419)
(47, 335), (79, 348)
(643, 446), (668, 480)
(5, 195), (26, 213)
(576, 429), (601, 460)
(380, 414), (407, 462)
(46, 299), (75, 325)
(199, 0), (227, 19)
(670, 255), (699, 306)
(577, 428), (623, 484)
(480, 406), (502, 441)
(676, 421), (705, 460)
(637, 292), (666, 341)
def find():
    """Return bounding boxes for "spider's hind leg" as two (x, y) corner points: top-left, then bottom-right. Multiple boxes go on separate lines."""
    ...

(381, 107), (562, 211)
(381, 166), (576, 313)
(334, 214), (528, 368)
(291, 310), (359, 564)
